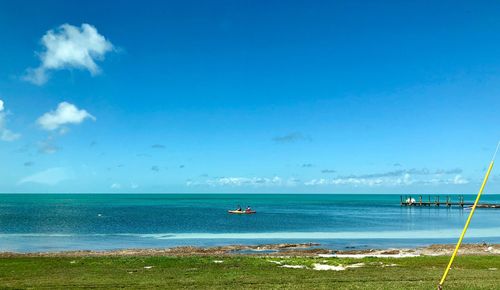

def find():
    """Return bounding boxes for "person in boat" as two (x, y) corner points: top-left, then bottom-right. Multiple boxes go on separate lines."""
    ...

(245, 206), (252, 213)
(235, 205), (242, 211)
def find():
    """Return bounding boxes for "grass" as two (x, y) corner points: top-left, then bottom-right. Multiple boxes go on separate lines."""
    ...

(0, 255), (498, 289)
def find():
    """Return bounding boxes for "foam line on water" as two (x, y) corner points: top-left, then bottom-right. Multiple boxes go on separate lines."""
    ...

(139, 227), (500, 240)
(3, 228), (500, 240)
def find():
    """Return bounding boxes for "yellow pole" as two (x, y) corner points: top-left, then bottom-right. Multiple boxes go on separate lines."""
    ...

(438, 142), (499, 289)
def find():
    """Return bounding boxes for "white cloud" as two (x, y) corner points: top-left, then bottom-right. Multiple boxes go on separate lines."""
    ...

(19, 167), (73, 185)
(417, 174), (469, 186)
(305, 173), (468, 187)
(307, 178), (374, 187)
(187, 169), (469, 189)
(1, 130), (21, 141)
(0, 99), (21, 142)
(110, 183), (121, 189)
(188, 176), (300, 187)
(453, 175), (468, 185)
(37, 102), (95, 131)
(24, 23), (114, 85)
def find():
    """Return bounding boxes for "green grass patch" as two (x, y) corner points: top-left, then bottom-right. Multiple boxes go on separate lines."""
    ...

(0, 255), (498, 289)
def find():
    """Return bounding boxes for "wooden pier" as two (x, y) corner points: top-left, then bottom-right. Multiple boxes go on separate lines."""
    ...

(400, 195), (500, 208)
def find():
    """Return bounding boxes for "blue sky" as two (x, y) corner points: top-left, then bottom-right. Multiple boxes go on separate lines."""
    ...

(0, 0), (499, 193)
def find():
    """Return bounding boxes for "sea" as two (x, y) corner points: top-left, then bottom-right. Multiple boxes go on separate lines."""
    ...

(1, 194), (499, 253)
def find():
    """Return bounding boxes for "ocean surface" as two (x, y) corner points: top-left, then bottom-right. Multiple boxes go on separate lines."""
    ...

(1, 194), (499, 252)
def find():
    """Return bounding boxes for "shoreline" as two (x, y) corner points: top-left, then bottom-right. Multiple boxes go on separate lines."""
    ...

(2, 243), (498, 289)
(1, 242), (498, 258)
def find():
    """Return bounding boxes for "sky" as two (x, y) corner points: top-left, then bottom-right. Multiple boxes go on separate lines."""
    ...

(0, 0), (499, 193)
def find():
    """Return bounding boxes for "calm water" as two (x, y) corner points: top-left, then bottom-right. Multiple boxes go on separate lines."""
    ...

(1, 194), (499, 252)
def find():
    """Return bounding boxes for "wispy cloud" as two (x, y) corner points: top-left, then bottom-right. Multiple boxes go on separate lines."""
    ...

(187, 167), (468, 189)
(188, 176), (300, 187)
(151, 144), (165, 149)
(37, 102), (95, 132)
(23, 23), (114, 85)
(272, 132), (311, 143)
(305, 174), (413, 187)
(1, 129), (21, 142)
(0, 99), (21, 142)
(110, 183), (121, 189)
(336, 168), (459, 179)
(321, 169), (336, 174)
(435, 168), (463, 174)
(110, 182), (140, 190)
(19, 167), (73, 185)
(305, 168), (468, 187)
(38, 137), (61, 154)
(23, 161), (34, 167)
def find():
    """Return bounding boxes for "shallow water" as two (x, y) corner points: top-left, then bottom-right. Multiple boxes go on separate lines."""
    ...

(0, 194), (499, 252)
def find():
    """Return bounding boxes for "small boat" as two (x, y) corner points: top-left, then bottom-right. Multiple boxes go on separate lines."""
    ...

(228, 210), (256, 214)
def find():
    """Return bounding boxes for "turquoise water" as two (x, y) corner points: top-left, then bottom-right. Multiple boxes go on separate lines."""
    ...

(1, 194), (499, 252)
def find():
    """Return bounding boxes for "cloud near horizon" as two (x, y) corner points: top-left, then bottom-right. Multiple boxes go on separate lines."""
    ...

(335, 168), (463, 180)
(306, 174), (468, 187)
(188, 167), (469, 188)
(19, 167), (74, 185)
(188, 176), (300, 187)
(23, 23), (114, 85)
(305, 168), (469, 187)
(37, 102), (95, 131)
(110, 183), (121, 189)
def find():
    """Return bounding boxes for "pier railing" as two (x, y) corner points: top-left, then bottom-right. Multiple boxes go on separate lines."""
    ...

(400, 195), (499, 208)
